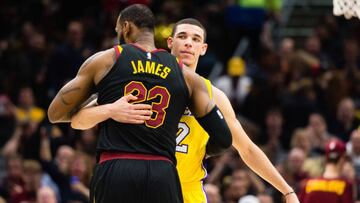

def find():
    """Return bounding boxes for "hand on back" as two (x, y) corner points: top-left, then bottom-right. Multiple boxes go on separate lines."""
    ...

(109, 94), (152, 124)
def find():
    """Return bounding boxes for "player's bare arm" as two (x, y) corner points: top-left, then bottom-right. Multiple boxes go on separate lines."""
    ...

(182, 66), (232, 153)
(70, 93), (152, 130)
(181, 66), (214, 117)
(48, 49), (115, 123)
(212, 86), (299, 203)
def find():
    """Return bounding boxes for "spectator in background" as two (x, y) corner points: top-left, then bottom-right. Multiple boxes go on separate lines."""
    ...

(54, 146), (75, 176)
(10, 160), (43, 203)
(0, 155), (24, 200)
(347, 129), (360, 176)
(321, 70), (349, 118)
(40, 130), (89, 202)
(238, 195), (259, 203)
(277, 148), (308, 193)
(1, 117), (43, 160)
(223, 169), (250, 203)
(0, 94), (16, 151)
(69, 151), (92, 200)
(223, 169), (265, 203)
(214, 56), (252, 113)
(298, 139), (354, 203)
(15, 86), (45, 125)
(204, 183), (222, 203)
(241, 48), (283, 126)
(260, 108), (287, 164)
(37, 186), (58, 203)
(47, 21), (94, 94)
(347, 129), (360, 198)
(291, 127), (324, 178)
(290, 128), (312, 157)
(257, 193), (274, 203)
(307, 112), (333, 153)
(341, 39), (360, 78)
(279, 37), (295, 56)
(0, 94), (16, 148)
(279, 38), (295, 75)
(303, 35), (330, 70)
(329, 97), (360, 142)
(74, 128), (97, 156)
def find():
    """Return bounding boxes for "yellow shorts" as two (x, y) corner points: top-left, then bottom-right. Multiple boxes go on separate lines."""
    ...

(182, 181), (207, 203)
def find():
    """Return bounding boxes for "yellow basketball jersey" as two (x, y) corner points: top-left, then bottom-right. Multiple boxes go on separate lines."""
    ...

(175, 78), (212, 188)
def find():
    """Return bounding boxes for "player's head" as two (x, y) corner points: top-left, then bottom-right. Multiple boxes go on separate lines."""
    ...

(325, 139), (346, 164)
(167, 18), (208, 70)
(116, 4), (155, 44)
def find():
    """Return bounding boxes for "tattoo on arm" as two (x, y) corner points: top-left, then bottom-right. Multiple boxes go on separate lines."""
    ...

(59, 87), (81, 106)
(78, 53), (99, 72)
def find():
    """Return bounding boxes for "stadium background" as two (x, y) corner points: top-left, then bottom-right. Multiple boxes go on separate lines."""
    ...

(0, 0), (359, 202)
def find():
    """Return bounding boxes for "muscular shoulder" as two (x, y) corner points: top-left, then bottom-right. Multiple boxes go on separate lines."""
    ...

(212, 85), (236, 119)
(212, 86), (227, 100)
(78, 48), (116, 85)
(181, 66), (202, 97)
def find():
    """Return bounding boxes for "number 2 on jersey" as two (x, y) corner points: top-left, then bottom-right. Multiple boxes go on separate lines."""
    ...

(124, 81), (170, 128)
(176, 122), (190, 153)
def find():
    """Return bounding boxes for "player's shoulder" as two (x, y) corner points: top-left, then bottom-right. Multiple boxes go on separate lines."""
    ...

(182, 65), (201, 79)
(212, 85), (227, 100)
(181, 66), (202, 92)
(85, 48), (114, 65)
(86, 48), (118, 84)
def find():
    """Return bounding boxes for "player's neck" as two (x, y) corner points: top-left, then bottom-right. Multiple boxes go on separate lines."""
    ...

(187, 62), (198, 72)
(133, 32), (156, 52)
(323, 163), (341, 179)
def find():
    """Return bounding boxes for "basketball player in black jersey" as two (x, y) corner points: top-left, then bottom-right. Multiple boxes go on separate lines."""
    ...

(48, 4), (232, 203)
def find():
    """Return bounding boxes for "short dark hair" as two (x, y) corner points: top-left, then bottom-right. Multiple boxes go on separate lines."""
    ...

(119, 4), (155, 31)
(172, 18), (207, 42)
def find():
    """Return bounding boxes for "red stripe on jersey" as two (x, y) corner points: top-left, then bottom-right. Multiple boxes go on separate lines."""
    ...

(177, 58), (183, 69)
(113, 45), (122, 59)
(99, 152), (172, 164)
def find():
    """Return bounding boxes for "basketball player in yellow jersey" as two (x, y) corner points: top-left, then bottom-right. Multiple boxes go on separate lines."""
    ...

(168, 18), (300, 203)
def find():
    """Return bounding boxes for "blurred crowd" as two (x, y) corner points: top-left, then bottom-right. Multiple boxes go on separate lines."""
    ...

(0, 0), (360, 203)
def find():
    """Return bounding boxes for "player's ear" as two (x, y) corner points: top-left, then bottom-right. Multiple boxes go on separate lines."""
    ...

(167, 37), (174, 49)
(200, 43), (208, 56)
(123, 21), (131, 38)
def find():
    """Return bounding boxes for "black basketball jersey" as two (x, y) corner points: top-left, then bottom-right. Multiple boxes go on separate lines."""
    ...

(96, 44), (189, 163)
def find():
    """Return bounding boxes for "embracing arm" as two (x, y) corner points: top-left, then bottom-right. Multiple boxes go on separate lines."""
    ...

(71, 94), (152, 130)
(182, 67), (232, 151)
(70, 95), (110, 130)
(212, 86), (299, 202)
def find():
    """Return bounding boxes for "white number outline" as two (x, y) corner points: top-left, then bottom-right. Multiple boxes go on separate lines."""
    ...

(176, 122), (190, 153)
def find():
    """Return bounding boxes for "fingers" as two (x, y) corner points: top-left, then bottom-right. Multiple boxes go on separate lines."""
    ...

(113, 111), (152, 124)
(127, 119), (146, 124)
(124, 94), (138, 101)
(132, 104), (152, 110)
(134, 109), (152, 116)
(125, 115), (152, 124)
(131, 109), (152, 116)
(128, 111), (152, 120)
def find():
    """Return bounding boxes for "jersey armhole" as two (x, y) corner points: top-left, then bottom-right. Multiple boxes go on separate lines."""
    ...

(202, 77), (213, 100)
(113, 45), (123, 59)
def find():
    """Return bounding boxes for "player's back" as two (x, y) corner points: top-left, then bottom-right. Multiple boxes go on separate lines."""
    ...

(299, 177), (353, 203)
(96, 44), (189, 163)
